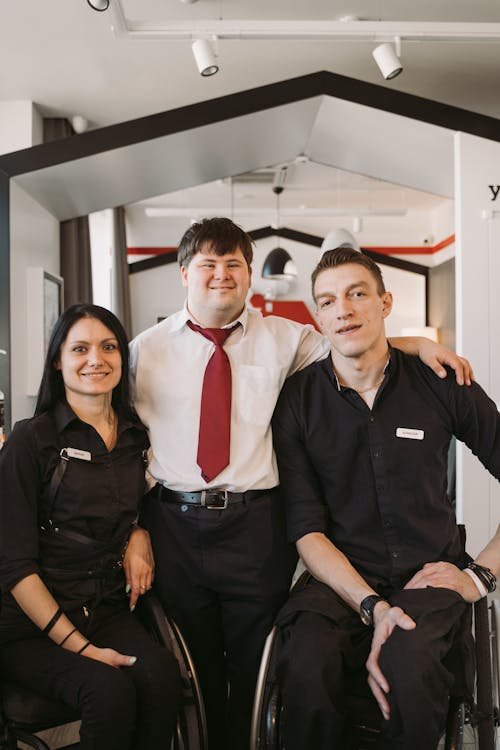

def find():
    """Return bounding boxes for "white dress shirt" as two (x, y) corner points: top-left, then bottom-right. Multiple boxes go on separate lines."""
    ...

(129, 304), (329, 492)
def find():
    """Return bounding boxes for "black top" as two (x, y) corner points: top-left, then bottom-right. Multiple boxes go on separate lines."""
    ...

(0, 400), (148, 634)
(272, 348), (500, 593)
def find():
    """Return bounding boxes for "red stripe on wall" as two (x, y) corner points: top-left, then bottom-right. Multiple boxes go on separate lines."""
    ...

(128, 235), (455, 258)
(363, 234), (455, 256)
(127, 247), (177, 255)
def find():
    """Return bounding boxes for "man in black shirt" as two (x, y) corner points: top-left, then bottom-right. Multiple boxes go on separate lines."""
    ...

(272, 248), (500, 750)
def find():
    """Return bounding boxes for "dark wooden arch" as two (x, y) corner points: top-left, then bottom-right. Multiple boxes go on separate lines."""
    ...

(1, 69), (499, 429)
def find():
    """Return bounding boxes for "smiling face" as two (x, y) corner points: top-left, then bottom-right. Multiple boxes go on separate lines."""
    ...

(56, 316), (122, 407)
(314, 263), (392, 363)
(181, 244), (252, 327)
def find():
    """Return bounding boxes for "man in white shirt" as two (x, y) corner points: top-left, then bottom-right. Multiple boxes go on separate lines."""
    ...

(129, 217), (472, 750)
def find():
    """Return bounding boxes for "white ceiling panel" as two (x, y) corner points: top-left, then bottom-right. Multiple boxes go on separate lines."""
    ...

(307, 97), (454, 197)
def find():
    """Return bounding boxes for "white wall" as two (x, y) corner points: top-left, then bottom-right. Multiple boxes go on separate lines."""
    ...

(130, 262), (186, 337)
(89, 209), (113, 310)
(128, 228), (427, 339)
(0, 101), (42, 154)
(455, 132), (500, 556)
(10, 182), (59, 423)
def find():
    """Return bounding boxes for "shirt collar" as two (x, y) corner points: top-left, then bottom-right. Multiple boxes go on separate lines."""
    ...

(325, 344), (393, 392)
(178, 300), (249, 335)
(52, 399), (144, 436)
(52, 400), (80, 433)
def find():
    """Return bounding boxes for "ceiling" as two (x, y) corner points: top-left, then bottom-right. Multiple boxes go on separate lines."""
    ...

(2, 1), (499, 228)
(2, 1), (499, 129)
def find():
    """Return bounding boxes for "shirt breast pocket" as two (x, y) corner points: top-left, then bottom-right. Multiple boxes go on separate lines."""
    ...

(236, 365), (282, 427)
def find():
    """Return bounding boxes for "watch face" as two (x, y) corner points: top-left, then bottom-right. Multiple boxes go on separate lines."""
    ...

(360, 605), (372, 626)
(360, 595), (383, 626)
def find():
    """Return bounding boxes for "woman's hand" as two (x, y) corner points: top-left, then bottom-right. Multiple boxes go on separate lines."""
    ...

(123, 526), (155, 610)
(83, 643), (137, 668)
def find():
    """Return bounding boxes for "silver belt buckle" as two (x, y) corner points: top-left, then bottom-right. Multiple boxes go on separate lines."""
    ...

(201, 489), (229, 509)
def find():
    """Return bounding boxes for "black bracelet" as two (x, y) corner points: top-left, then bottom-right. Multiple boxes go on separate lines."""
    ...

(59, 627), (77, 647)
(77, 641), (91, 655)
(466, 562), (497, 593)
(43, 607), (63, 634)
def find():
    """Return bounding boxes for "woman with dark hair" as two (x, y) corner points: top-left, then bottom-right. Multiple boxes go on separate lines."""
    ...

(0, 304), (181, 750)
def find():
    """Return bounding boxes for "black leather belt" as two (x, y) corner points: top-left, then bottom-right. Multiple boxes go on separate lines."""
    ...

(159, 486), (271, 510)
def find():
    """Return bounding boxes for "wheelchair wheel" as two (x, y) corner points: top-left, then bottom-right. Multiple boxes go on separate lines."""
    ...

(137, 593), (208, 750)
(488, 599), (500, 749)
(250, 628), (282, 750)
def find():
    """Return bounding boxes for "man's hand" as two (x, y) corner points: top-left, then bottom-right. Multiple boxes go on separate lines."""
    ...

(404, 561), (481, 602)
(366, 604), (416, 720)
(123, 527), (155, 610)
(415, 339), (473, 385)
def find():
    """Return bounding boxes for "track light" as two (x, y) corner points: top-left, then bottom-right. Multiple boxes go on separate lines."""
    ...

(192, 37), (219, 77)
(372, 38), (402, 80)
(71, 115), (89, 134)
(86, 0), (110, 10)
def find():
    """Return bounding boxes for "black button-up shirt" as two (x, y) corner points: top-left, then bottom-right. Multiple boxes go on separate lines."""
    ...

(272, 348), (500, 592)
(0, 401), (148, 622)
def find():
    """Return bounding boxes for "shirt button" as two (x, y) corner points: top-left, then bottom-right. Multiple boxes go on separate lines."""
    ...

(373, 450), (381, 459)
(392, 551), (399, 559)
(383, 520), (392, 528)
(369, 416), (375, 423)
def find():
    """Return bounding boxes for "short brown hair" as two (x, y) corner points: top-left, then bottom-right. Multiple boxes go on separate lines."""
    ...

(311, 247), (386, 302)
(177, 217), (254, 268)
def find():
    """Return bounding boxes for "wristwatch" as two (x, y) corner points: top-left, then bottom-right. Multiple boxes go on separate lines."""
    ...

(359, 595), (387, 626)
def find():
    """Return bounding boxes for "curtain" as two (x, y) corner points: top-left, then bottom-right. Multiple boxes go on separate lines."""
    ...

(59, 218), (93, 308)
(111, 206), (132, 337)
(43, 118), (93, 309)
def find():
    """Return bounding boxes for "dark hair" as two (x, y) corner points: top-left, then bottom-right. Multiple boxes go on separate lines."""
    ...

(177, 217), (254, 268)
(35, 304), (134, 419)
(311, 247), (386, 302)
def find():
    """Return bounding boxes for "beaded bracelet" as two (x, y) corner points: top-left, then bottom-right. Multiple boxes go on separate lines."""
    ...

(43, 607), (63, 634)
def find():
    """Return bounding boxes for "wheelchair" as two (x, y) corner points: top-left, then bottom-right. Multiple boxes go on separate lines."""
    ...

(0, 592), (208, 750)
(250, 575), (500, 750)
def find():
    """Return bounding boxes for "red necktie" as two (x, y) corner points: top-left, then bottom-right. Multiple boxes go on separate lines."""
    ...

(187, 321), (237, 482)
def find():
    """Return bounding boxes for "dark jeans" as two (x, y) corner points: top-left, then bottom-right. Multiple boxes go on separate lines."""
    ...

(0, 601), (182, 750)
(143, 487), (297, 750)
(277, 586), (471, 750)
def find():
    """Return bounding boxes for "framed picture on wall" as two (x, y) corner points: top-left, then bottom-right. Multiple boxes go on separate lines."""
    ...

(26, 268), (64, 396)
(43, 272), (63, 356)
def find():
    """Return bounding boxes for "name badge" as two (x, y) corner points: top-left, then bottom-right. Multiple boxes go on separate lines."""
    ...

(66, 447), (92, 461)
(396, 427), (424, 441)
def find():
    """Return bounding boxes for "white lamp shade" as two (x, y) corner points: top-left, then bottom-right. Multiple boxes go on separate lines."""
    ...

(372, 43), (403, 80)
(320, 228), (361, 253)
(192, 38), (219, 76)
(86, 0), (110, 10)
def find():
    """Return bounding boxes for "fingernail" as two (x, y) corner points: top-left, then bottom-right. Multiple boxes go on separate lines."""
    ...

(128, 656), (137, 665)
(125, 584), (131, 594)
(130, 604), (135, 612)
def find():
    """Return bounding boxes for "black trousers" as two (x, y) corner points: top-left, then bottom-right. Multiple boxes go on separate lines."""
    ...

(143, 487), (297, 750)
(0, 600), (182, 750)
(277, 586), (471, 750)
